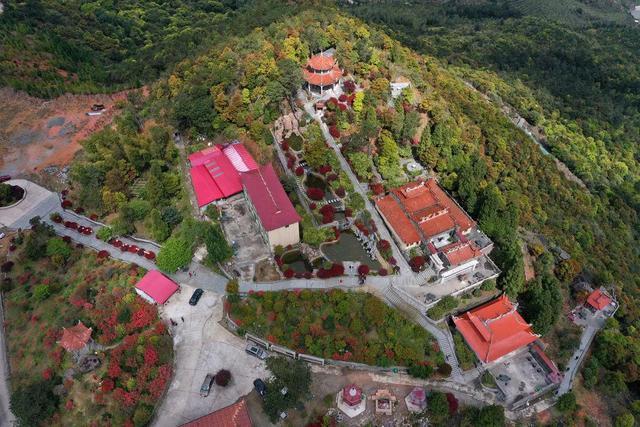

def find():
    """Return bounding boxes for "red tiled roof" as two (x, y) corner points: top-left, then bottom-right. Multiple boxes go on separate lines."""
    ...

(303, 66), (343, 87)
(442, 241), (483, 267)
(587, 288), (612, 310)
(453, 295), (538, 363)
(342, 384), (363, 406)
(59, 321), (92, 351)
(188, 143), (259, 207)
(135, 270), (179, 304)
(181, 399), (252, 427)
(241, 163), (301, 231)
(307, 54), (336, 71)
(375, 194), (421, 246)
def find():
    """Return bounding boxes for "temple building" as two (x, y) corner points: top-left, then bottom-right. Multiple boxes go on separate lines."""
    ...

(336, 384), (366, 418)
(375, 178), (495, 281)
(404, 387), (427, 413)
(303, 52), (343, 95)
(59, 321), (93, 353)
(241, 163), (301, 249)
(453, 295), (539, 364)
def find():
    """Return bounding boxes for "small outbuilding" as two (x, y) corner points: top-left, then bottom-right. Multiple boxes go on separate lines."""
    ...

(370, 389), (397, 416)
(337, 384), (366, 418)
(586, 288), (612, 311)
(59, 321), (93, 353)
(135, 270), (179, 305)
(404, 387), (427, 413)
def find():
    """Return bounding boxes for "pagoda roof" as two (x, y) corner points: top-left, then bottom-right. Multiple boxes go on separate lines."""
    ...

(181, 399), (252, 427)
(342, 384), (363, 406)
(453, 295), (538, 363)
(59, 321), (92, 351)
(303, 66), (343, 87)
(307, 54), (337, 71)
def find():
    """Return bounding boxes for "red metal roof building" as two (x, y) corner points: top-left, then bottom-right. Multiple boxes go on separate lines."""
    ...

(241, 163), (301, 248)
(135, 270), (179, 304)
(181, 398), (252, 427)
(59, 321), (92, 352)
(303, 53), (343, 95)
(188, 142), (259, 207)
(453, 295), (539, 363)
(586, 288), (612, 311)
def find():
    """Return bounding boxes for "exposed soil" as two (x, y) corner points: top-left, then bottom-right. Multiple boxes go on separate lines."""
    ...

(0, 87), (139, 177)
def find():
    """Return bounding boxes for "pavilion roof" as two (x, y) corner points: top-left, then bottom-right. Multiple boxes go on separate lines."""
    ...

(59, 321), (92, 351)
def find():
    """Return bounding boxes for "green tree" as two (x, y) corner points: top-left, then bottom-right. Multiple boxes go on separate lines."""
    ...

(263, 357), (311, 422)
(46, 237), (71, 261)
(96, 226), (113, 241)
(202, 223), (232, 264)
(427, 392), (449, 425)
(11, 381), (59, 427)
(145, 209), (169, 242)
(156, 237), (192, 273)
(347, 152), (373, 181)
(614, 413), (635, 427)
(556, 392), (577, 413)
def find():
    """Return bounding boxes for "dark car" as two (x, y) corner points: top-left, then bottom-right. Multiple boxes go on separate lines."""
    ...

(253, 378), (267, 398)
(200, 374), (215, 397)
(189, 288), (204, 306)
(0, 175), (11, 183)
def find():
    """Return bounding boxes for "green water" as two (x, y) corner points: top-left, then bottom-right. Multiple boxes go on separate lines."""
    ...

(321, 232), (381, 269)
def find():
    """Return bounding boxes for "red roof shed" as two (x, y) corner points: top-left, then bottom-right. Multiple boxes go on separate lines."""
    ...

(241, 164), (301, 232)
(453, 295), (538, 363)
(135, 270), (179, 304)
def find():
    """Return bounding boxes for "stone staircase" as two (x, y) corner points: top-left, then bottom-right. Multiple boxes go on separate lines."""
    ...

(381, 285), (463, 380)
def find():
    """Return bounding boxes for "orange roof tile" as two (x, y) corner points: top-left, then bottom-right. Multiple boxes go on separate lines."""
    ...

(303, 66), (343, 87)
(181, 399), (252, 427)
(587, 288), (612, 310)
(453, 295), (538, 363)
(375, 195), (421, 246)
(59, 321), (92, 352)
(307, 54), (337, 71)
(443, 242), (483, 267)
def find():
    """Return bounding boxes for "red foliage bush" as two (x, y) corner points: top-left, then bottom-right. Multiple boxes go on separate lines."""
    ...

(309, 202), (317, 210)
(101, 378), (115, 392)
(370, 183), (384, 195)
(97, 250), (110, 259)
(447, 392), (459, 414)
(42, 368), (53, 380)
(61, 200), (72, 209)
(318, 165), (332, 175)
(409, 256), (426, 272)
(144, 251), (156, 260)
(378, 239), (391, 251)
(389, 257), (397, 266)
(281, 141), (289, 151)
(343, 80), (356, 94)
(284, 269), (294, 279)
(75, 207), (85, 214)
(329, 125), (341, 138)
(319, 205), (335, 215)
(327, 173), (338, 182)
(295, 166), (304, 176)
(306, 187), (325, 201)
(357, 264), (370, 277)
(335, 187), (346, 198)
(304, 271), (313, 279)
(338, 94), (348, 103)
(287, 158), (294, 169)
(338, 103), (347, 111)
(215, 369), (232, 387)
(345, 208), (353, 217)
(89, 213), (98, 221)
(62, 236), (71, 243)
(378, 268), (388, 276)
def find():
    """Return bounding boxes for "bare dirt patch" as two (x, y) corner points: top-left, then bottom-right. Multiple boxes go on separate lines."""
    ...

(0, 87), (137, 176)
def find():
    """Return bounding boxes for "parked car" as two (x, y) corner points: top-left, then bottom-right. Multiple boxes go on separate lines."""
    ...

(253, 378), (267, 398)
(189, 288), (204, 306)
(245, 343), (268, 360)
(0, 175), (11, 183)
(0, 232), (5, 240)
(200, 374), (215, 397)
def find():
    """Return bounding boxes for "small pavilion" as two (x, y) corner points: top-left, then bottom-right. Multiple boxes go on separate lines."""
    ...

(404, 387), (427, 413)
(336, 384), (366, 418)
(370, 389), (397, 416)
(586, 288), (612, 312)
(303, 52), (343, 95)
(59, 321), (93, 353)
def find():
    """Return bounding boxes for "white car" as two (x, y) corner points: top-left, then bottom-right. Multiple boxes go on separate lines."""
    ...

(245, 343), (268, 360)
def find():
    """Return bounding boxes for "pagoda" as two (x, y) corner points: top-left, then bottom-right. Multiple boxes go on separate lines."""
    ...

(303, 52), (343, 95)
(336, 384), (366, 418)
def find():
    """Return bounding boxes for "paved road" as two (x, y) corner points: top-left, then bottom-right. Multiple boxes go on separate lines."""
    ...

(557, 323), (599, 395)
(0, 295), (16, 426)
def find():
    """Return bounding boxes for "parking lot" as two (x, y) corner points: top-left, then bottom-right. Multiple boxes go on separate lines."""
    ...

(219, 196), (271, 280)
(154, 286), (269, 427)
(488, 349), (550, 405)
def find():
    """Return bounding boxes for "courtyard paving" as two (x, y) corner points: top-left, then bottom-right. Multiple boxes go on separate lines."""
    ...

(153, 286), (268, 427)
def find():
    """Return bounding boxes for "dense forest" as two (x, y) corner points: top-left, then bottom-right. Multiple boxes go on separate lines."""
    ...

(2, 0), (640, 424)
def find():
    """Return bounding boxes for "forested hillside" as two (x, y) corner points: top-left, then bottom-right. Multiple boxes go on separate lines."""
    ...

(2, 0), (640, 424)
(0, 0), (307, 97)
